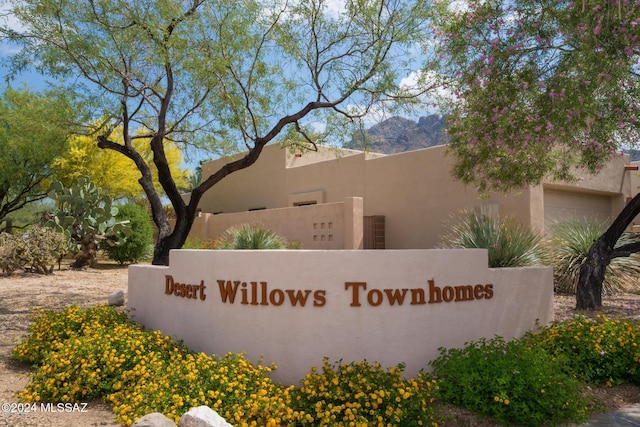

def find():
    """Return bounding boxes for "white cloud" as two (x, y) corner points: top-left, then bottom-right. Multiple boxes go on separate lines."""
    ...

(0, 2), (25, 32)
(400, 70), (455, 113)
(0, 3), (26, 56)
(323, 0), (347, 17)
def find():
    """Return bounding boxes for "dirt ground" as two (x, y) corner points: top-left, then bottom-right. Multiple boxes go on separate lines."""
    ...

(0, 261), (639, 427)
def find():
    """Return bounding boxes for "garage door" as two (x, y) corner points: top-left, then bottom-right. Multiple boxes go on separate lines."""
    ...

(544, 189), (613, 230)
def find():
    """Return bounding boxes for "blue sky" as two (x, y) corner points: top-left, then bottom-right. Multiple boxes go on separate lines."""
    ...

(0, 1), (444, 171)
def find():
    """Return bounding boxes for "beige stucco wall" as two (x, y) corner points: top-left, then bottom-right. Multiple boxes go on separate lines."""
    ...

(362, 146), (537, 248)
(128, 249), (553, 385)
(193, 197), (364, 249)
(195, 144), (635, 248)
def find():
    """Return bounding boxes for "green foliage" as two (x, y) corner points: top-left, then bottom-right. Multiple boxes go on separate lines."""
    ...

(216, 223), (296, 250)
(1, 0), (433, 265)
(12, 305), (440, 426)
(13, 305), (640, 426)
(430, 336), (592, 427)
(524, 315), (640, 386)
(293, 358), (440, 427)
(103, 203), (154, 264)
(544, 219), (640, 295)
(0, 87), (74, 224)
(433, 1), (640, 192)
(0, 226), (65, 274)
(46, 177), (132, 267)
(441, 210), (544, 267)
(1, 199), (55, 232)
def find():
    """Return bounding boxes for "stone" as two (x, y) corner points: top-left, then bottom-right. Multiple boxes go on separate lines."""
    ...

(178, 406), (234, 427)
(132, 412), (177, 427)
(108, 290), (125, 306)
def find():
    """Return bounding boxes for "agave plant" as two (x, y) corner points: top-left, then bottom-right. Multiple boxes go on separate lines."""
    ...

(441, 210), (544, 268)
(544, 218), (640, 295)
(216, 223), (289, 250)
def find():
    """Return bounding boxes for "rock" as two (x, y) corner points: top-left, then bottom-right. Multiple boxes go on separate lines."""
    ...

(108, 290), (125, 306)
(132, 412), (177, 427)
(178, 406), (234, 427)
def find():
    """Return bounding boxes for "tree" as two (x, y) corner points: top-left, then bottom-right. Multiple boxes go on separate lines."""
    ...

(47, 178), (132, 269)
(1, 0), (433, 265)
(0, 87), (73, 229)
(432, 0), (640, 310)
(52, 127), (191, 201)
(104, 203), (154, 264)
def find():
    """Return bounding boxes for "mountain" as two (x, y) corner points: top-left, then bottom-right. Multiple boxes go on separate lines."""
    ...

(346, 115), (449, 154)
(625, 149), (640, 162)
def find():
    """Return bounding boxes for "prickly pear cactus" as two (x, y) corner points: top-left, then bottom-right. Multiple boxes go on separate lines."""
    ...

(47, 177), (132, 268)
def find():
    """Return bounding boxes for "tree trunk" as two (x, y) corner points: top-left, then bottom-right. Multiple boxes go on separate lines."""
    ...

(576, 239), (608, 309)
(575, 192), (640, 310)
(71, 235), (98, 269)
(151, 210), (193, 266)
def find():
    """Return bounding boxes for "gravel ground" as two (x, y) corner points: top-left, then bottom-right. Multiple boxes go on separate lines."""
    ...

(0, 261), (638, 427)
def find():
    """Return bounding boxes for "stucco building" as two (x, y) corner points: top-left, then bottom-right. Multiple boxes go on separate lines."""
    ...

(187, 144), (636, 249)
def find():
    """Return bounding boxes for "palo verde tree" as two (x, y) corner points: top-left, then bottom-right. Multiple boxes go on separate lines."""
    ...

(0, 87), (73, 229)
(52, 127), (191, 202)
(433, 0), (640, 310)
(0, 0), (434, 265)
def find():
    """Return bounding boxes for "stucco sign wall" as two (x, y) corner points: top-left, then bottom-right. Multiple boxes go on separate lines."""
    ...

(128, 249), (553, 385)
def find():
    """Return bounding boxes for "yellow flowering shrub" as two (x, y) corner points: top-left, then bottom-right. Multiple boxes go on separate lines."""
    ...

(13, 305), (128, 365)
(12, 305), (442, 426)
(523, 314), (640, 386)
(292, 358), (440, 427)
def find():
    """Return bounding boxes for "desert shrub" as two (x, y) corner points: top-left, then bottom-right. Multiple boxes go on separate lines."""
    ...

(441, 210), (544, 267)
(0, 226), (65, 274)
(103, 203), (154, 264)
(217, 223), (292, 249)
(182, 236), (219, 249)
(523, 315), (640, 386)
(13, 305), (295, 426)
(292, 358), (441, 427)
(0, 233), (22, 274)
(14, 305), (440, 427)
(543, 219), (640, 295)
(13, 305), (130, 365)
(430, 336), (592, 427)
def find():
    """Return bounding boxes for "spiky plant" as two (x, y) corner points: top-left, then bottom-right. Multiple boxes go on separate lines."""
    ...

(544, 218), (640, 295)
(216, 223), (289, 249)
(441, 210), (544, 268)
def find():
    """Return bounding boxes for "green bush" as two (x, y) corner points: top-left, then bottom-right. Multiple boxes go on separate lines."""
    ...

(441, 210), (544, 267)
(430, 336), (592, 427)
(103, 203), (154, 264)
(217, 223), (293, 249)
(0, 226), (65, 274)
(16, 306), (639, 427)
(544, 218), (640, 295)
(523, 315), (640, 386)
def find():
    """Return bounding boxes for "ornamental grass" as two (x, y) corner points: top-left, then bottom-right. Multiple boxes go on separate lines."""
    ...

(543, 218), (640, 295)
(440, 209), (544, 268)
